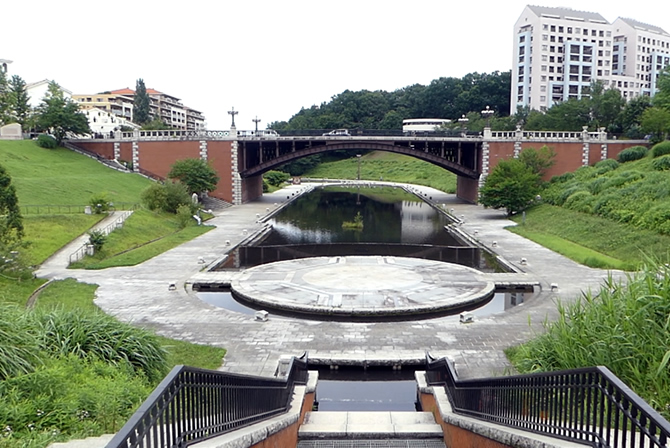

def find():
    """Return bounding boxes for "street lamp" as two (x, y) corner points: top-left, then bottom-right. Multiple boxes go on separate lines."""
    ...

(458, 114), (469, 136)
(252, 116), (261, 133)
(481, 105), (494, 128)
(356, 154), (362, 181)
(227, 107), (238, 129)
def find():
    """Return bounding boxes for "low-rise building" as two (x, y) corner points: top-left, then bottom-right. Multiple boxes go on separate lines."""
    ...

(83, 107), (140, 137)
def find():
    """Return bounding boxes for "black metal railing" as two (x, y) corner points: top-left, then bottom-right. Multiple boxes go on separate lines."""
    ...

(425, 355), (670, 448)
(105, 354), (309, 448)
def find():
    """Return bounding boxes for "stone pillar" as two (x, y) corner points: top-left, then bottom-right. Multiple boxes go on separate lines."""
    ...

(113, 142), (120, 161)
(513, 125), (523, 158)
(132, 141), (139, 172)
(479, 140), (490, 194)
(231, 140), (242, 205)
(581, 126), (590, 166)
(199, 140), (208, 161)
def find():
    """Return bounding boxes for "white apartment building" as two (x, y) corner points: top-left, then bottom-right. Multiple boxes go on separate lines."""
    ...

(83, 107), (139, 136)
(511, 5), (670, 114)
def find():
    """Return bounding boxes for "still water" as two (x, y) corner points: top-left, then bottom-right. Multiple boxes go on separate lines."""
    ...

(214, 185), (501, 271)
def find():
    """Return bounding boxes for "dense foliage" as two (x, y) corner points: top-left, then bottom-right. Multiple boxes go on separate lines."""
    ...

(141, 180), (193, 214)
(507, 261), (670, 420)
(0, 163), (24, 247)
(270, 71), (513, 132)
(35, 82), (90, 144)
(479, 158), (541, 215)
(132, 78), (151, 125)
(167, 158), (219, 195)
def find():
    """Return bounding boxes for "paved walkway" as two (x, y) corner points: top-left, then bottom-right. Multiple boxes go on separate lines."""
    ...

(35, 183), (624, 379)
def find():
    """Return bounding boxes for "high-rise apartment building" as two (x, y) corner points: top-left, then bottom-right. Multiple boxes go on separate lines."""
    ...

(511, 5), (670, 114)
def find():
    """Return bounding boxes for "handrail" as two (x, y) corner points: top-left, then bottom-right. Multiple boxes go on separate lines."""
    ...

(105, 354), (308, 448)
(425, 354), (670, 448)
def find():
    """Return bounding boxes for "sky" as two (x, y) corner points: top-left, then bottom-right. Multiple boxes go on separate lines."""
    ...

(4, 0), (670, 130)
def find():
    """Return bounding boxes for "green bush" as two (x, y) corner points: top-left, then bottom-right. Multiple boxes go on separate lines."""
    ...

(617, 145), (648, 162)
(556, 185), (587, 206)
(89, 193), (110, 214)
(141, 180), (191, 214)
(263, 170), (290, 187)
(549, 172), (575, 184)
(652, 155), (670, 171)
(593, 158), (619, 174)
(635, 203), (670, 234)
(87, 230), (106, 252)
(35, 308), (168, 382)
(651, 141), (670, 158)
(0, 305), (41, 380)
(563, 191), (594, 214)
(36, 134), (57, 149)
(176, 204), (195, 229)
(600, 170), (644, 191)
(587, 176), (609, 195)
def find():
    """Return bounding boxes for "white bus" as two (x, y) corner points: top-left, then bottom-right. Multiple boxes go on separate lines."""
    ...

(402, 118), (450, 134)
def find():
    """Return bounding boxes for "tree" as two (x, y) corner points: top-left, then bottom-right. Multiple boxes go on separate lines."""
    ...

(0, 68), (9, 124)
(652, 66), (670, 111)
(641, 107), (670, 143)
(167, 159), (219, 195)
(141, 117), (171, 130)
(0, 164), (23, 244)
(479, 158), (541, 216)
(7, 75), (31, 127)
(518, 145), (556, 177)
(133, 78), (151, 125)
(35, 82), (90, 144)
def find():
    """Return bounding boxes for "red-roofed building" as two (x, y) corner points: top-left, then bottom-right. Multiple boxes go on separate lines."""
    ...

(73, 87), (206, 130)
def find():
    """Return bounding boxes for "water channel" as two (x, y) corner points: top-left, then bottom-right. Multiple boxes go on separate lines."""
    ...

(198, 185), (535, 321)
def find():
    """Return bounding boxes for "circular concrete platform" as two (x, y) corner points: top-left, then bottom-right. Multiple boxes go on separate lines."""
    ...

(230, 256), (495, 318)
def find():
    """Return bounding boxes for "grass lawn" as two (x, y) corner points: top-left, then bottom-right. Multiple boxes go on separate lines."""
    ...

(0, 140), (152, 206)
(68, 210), (214, 269)
(510, 204), (670, 270)
(303, 151), (457, 193)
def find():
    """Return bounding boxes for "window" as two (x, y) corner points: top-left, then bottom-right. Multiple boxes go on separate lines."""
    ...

(559, 26), (564, 32)
(541, 65), (547, 71)
(567, 27), (572, 34)
(599, 30), (604, 37)
(519, 36), (525, 43)
(551, 25), (556, 32)
(550, 45), (555, 52)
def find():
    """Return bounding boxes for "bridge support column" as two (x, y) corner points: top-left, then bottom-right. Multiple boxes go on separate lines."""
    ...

(231, 140), (242, 205)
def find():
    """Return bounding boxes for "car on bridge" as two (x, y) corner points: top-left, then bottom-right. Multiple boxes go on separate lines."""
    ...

(322, 129), (350, 137)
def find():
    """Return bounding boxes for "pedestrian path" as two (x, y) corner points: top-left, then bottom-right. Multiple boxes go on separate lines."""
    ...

(35, 183), (624, 379)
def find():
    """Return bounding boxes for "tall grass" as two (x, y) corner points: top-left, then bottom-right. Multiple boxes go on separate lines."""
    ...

(507, 260), (670, 419)
(0, 306), (41, 380)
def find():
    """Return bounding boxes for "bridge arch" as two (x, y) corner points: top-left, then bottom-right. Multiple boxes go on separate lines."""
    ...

(238, 140), (480, 179)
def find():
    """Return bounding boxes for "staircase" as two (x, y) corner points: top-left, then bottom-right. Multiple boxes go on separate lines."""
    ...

(200, 195), (233, 212)
(297, 411), (446, 448)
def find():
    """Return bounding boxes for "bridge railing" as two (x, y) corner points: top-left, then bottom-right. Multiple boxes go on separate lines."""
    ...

(105, 354), (309, 448)
(425, 355), (670, 448)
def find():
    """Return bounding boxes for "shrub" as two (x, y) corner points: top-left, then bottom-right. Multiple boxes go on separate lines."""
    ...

(0, 305), (41, 380)
(600, 170), (644, 191)
(563, 191), (594, 214)
(652, 155), (670, 171)
(140, 180), (191, 214)
(176, 204), (195, 229)
(549, 172), (575, 184)
(89, 193), (111, 214)
(651, 140), (670, 158)
(587, 176), (609, 195)
(263, 170), (290, 187)
(593, 158), (619, 174)
(262, 179), (269, 192)
(36, 134), (57, 149)
(635, 203), (670, 234)
(556, 185), (587, 206)
(617, 145), (648, 162)
(35, 308), (168, 381)
(88, 230), (106, 252)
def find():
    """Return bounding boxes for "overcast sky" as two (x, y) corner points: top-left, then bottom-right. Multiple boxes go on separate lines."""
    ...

(4, 1), (670, 130)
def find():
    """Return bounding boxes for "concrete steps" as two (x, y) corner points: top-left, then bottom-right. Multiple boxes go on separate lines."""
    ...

(47, 433), (114, 448)
(298, 441), (446, 447)
(298, 411), (444, 442)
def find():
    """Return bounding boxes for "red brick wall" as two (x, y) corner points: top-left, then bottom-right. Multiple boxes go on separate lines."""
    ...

(136, 141), (201, 179)
(119, 142), (133, 164)
(486, 141), (516, 172)
(241, 176), (263, 203)
(76, 141), (115, 159)
(206, 141), (234, 203)
(457, 177), (479, 203)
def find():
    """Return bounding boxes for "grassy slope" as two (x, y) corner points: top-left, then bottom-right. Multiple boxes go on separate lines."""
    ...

(0, 140), (152, 205)
(303, 151), (458, 193)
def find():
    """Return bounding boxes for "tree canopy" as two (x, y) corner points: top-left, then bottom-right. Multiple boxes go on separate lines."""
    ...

(167, 159), (219, 195)
(479, 158), (541, 216)
(35, 81), (90, 144)
(133, 78), (151, 125)
(0, 163), (23, 244)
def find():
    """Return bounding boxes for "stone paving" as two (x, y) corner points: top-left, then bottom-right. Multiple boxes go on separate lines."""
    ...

(35, 182), (625, 380)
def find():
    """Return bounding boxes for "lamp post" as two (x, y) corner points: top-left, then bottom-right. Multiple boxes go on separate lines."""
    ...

(252, 116), (261, 133)
(481, 105), (494, 128)
(356, 154), (362, 181)
(227, 107), (238, 129)
(458, 114), (469, 136)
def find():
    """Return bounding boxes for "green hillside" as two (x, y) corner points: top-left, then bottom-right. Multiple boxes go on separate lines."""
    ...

(301, 151), (458, 193)
(0, 140), (152, 205)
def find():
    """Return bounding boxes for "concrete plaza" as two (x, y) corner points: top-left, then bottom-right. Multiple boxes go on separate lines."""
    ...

(36, 183), (623, 379)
